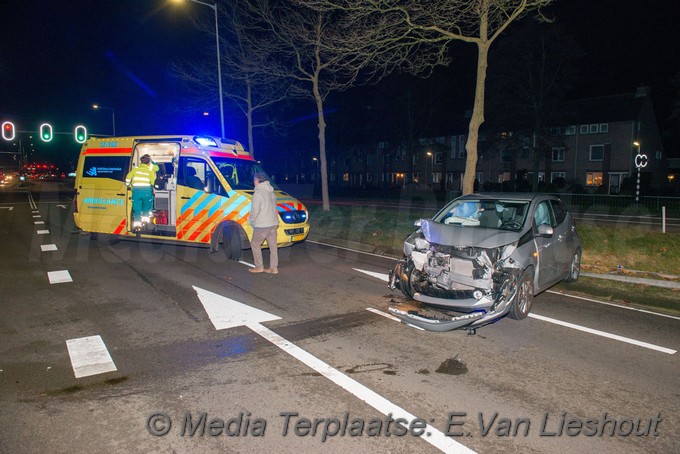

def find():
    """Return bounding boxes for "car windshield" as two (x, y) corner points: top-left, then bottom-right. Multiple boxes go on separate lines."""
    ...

(433, 198), (530, 231)
(211, 157), (279, 191)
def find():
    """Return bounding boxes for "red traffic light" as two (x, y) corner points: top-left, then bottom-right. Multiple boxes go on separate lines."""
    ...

(2, 121), (15, 141)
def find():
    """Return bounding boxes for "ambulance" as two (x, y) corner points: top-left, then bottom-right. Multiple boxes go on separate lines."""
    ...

(73, 135), (309, 259)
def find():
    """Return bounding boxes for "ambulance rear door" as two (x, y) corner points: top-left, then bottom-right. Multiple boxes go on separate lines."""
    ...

(75, 150), (130, 234)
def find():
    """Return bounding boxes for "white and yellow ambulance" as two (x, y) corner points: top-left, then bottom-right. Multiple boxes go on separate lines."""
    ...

(73, 135), (309, 259)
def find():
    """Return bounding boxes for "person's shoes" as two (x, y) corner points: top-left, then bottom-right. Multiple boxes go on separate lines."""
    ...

(264, 268), (278, 274)
(248, 267), (265, 273)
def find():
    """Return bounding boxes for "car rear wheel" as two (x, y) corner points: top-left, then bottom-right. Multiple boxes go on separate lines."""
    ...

(509, 269), (534, 320)
(565, 249), (581, 283)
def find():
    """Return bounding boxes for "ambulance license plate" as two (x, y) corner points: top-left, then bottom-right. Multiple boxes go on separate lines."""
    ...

(291, 234), (306, 242)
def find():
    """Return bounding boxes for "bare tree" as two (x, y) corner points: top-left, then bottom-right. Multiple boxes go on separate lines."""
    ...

(172, 2), (290, 158)
(309, 0), (552, 194)
(487, 21), (580, 191)
(241, 0), (448, 210)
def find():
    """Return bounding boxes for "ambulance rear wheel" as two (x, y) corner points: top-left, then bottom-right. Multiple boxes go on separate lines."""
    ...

(222, 225), (242, 261)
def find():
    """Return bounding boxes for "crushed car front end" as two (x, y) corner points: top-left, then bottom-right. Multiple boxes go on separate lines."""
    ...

(388, 197), (535, 331)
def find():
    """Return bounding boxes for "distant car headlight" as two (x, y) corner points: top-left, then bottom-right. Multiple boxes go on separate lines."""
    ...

(414, 237), (430, 250)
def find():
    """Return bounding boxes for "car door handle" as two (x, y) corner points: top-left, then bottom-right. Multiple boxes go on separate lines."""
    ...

(181, 196), (191, 199)
(117, 193), (126, 196)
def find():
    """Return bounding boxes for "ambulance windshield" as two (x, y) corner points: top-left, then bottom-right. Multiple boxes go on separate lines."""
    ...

(212, 158), (279, 191)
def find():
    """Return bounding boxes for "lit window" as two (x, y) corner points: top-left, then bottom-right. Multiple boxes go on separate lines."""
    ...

(586, 172), (603, 186)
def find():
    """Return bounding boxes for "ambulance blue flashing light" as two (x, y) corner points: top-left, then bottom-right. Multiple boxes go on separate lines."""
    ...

(194, 136), (218, 147)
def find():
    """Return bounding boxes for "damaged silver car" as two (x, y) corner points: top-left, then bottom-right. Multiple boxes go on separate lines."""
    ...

(388, 193), (581, 332)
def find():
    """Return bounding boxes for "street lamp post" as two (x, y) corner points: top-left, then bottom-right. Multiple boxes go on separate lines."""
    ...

(92, 104), (116, 136)
(177, 0), (225, 138)
(426, 151), (433, 186)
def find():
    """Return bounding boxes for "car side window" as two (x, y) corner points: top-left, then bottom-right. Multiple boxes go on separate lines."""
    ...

(533, 201), (555, 227)
(550, 200), (567, 225)
(178, 157), (207, 191)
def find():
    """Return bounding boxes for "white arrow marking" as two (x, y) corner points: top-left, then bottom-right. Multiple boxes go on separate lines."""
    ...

(193, 286), (281, 329)
(57, 204), (68, 209)
(193, 286), (475, 454)
(0, 207), (13, 211)
(353, 268), (677, 355)
(66, 335), (117, 378)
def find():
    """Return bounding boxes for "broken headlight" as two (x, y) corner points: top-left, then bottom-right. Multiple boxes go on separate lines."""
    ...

(414, 237), (430, 251)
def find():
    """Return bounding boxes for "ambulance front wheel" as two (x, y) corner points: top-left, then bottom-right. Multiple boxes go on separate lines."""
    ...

(222, 225), (242, 261)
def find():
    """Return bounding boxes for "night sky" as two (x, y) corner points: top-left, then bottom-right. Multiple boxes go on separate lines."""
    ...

(1, 0), (679, 167)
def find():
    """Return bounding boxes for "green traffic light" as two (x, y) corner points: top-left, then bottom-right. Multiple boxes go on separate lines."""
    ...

(74, 125), (87, 143)
(40, 123), (53, 142)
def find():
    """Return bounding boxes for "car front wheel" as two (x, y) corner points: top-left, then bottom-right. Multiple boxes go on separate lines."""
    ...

(509, 269), (534, 320)
(565, 249), (581, 283)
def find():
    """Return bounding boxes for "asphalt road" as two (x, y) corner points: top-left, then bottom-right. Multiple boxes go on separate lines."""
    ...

(1, 182), (679, 453)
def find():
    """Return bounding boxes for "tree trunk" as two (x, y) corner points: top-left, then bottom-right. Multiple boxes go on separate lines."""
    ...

(463, 40), (490, 195)
(313, 78), (330, 211)
(246, 78), (255, 158)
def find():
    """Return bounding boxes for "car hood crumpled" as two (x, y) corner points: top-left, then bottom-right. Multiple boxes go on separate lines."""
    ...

(420, 219), (521, 249)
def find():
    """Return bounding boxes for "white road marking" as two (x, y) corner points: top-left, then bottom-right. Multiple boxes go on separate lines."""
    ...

(353, 268), (390, 282)
(547, 290), (680, 321)
(34, 220), (44, 225)
(354, 268), (677, 354)
(307, 240), (399, 260)
(528, 313), (676, 355)
(47, 270), (72, 284)
(37, 230), (49, 235)
(238, 260), (255, 268)
(41, 244), (58, 252)
(32, 214), (40, 218)
(194, 286), (475, 454)
(66, 335), (117, 378)
(0, 207), (14, 211)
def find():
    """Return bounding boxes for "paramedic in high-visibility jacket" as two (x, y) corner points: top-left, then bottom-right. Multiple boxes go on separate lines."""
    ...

(125, 154), (158, 229)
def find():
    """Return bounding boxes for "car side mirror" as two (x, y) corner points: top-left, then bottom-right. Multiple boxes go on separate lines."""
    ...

(537, 224), (553, 237)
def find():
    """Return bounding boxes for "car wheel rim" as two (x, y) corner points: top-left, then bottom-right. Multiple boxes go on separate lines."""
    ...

(517, 278), (532, 314)
(571, 254), (580, 279)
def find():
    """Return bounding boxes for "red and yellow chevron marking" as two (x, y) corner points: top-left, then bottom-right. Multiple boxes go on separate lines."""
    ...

(177, 192), (250, 243)
(113, 218), (127, 234)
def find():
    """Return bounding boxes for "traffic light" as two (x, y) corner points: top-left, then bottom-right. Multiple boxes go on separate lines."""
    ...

(2, 121), (15, 141)
(40, 123), (53, 142)
(74, 125), (87, 143)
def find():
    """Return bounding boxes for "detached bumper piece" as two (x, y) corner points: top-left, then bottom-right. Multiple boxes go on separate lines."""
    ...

(388, 307), (484, 332)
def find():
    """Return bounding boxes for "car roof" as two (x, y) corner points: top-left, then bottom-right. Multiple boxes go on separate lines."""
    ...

(457, 192), (558, 202)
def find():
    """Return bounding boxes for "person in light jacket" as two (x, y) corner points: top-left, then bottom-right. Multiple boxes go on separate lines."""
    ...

(248, 172), (279, 274)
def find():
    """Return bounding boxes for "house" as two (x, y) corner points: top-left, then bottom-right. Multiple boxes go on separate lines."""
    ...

(325, 85), (666, 195)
